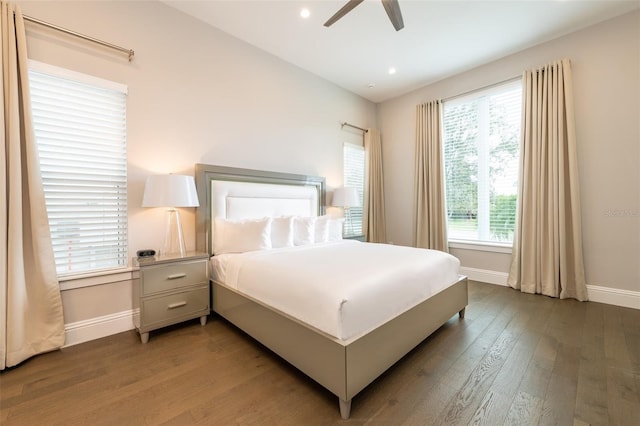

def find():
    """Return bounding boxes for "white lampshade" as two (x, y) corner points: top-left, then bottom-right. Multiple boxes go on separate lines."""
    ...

(332, 187), (360, 208)
(142, 174), (199, 208)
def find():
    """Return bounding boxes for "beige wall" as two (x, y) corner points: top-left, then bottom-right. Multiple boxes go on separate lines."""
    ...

(16, 2), (639, 330)
(378, 11), (640, 293)
(19, 1), (377, 325)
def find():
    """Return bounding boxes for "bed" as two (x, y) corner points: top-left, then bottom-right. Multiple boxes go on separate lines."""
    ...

(195, 164), (468, 419)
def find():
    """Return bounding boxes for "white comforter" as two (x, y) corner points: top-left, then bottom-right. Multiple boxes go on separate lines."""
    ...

(210, 241), (460, 341)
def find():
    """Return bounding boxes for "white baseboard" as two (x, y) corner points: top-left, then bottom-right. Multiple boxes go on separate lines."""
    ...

(460, 266), (509, 286)
(64, 309), (136, 348)
(586, 285), (640, 310)
(461, 266), (639, 310)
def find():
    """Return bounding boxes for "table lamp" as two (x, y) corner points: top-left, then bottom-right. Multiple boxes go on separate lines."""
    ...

(331, 187), (360, 236)
(142, 174), (199, 257)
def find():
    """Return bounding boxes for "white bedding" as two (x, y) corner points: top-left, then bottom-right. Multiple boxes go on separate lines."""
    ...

(210, 240), (460, 341)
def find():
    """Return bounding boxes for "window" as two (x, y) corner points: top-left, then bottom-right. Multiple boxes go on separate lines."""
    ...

(443, 80), (522, 244)
(29, 61), (128, 276)
(343, 143), (365, 237)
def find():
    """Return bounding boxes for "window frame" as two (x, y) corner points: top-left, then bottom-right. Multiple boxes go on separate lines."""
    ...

(442, 78), (522, 248)
(29, 60), (129, 278)
(343, 142), (365, 238)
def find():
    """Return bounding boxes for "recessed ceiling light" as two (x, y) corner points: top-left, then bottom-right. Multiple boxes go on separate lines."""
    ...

(300, 8), (310, 19)
(388, 67), (397, 75)
(368, 83), (376, 88)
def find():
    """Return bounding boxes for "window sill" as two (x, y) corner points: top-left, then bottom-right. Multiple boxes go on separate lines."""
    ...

(59, 267), (135, 291)
(448, 240), (513, 254)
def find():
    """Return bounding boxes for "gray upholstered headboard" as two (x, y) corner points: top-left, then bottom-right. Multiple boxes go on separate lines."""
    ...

(195, 164), (326, 255)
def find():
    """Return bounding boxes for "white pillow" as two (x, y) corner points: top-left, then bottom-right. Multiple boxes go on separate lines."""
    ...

(213, 217), (272, 255)
(327, 218), (345, 242)
(293, 216), (316, 246)
(314, 216), (331, 243)
(271, 217), (294, 248)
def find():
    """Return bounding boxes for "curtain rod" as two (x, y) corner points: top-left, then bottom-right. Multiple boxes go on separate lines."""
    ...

(341, 122), (368, 133)
(442, 75), (521, 103)
(23, 14), (135, 62)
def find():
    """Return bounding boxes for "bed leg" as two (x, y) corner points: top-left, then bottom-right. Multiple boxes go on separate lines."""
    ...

(459, 307), (466, 319)
(339, 398), (351, 419)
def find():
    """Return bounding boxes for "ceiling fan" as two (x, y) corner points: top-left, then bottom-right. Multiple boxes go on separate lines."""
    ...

(324, 0), (404, 31)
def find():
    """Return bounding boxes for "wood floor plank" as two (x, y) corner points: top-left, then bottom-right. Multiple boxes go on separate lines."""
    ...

(1, 281), (638, 425)
(620, 307), (640, 375)
(603, 304), (634, 370)
(4, 325), (257, 424)
(574, 302), (609, 425)
(608, 394), (640, 426)
(467, 329), (541, 425)
(390, 288), (524, 425)
(539, 342), (581, 426)
(437, 296), (533, 425)
(468, 389), (503, 426)
(365, 282), (515, 424)
(400, 381), (459, 425)
(438, 333), (514, 425)
(503, 390), (544, 426)
(607, 366), (640, 426)
(468, 289), (555, 425)
(515, 333), (559, 402)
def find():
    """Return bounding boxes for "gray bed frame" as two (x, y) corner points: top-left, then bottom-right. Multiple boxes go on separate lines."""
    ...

(195, 164), (468, 419)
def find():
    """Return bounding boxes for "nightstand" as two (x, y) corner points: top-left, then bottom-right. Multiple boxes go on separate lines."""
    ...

(133, 252), (210, 343)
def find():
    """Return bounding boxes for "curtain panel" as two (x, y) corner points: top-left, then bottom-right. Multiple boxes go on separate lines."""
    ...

(1, 1), (65, 370)
(363, 128), (387, 243)
(507, 59), (588, 301)
(414, 101), (448, 252)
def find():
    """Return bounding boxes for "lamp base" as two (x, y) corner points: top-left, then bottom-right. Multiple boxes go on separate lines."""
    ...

(344, 207), (354, 236)
(163, 208), (186, 257)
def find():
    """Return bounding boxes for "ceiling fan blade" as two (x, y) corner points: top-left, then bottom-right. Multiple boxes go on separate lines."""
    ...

(324, 0), (365, 27)
(381, 0), (404, 31)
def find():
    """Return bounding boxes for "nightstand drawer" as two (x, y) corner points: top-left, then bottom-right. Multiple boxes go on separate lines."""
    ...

(141, 260), (207, 295)
(142, 286), (209, 326)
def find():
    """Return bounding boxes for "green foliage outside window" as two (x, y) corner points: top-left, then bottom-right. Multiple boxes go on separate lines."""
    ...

(490, 194), (517, 241)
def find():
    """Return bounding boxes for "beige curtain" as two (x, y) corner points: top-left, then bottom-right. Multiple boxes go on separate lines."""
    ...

(363, 128), (386, 243)
(414, 101), (448, 252)
(507, 59), (587, 301)
(1, 1), (65, 370)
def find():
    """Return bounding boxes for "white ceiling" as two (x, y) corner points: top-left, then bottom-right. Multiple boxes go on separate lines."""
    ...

(163, 0), (639, 103)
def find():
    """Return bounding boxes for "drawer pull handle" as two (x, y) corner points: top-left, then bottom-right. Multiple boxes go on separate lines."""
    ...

(167, 273), (187, 280)
(168, 301), (187, 309)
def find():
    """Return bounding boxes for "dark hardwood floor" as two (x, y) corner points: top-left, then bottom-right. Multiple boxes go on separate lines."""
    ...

(1, 281), (638, 425)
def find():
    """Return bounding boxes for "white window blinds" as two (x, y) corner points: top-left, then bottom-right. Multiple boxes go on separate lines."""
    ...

(29, 62), (128, 276)
(343, 143), (365, 237)
(443, 79), (522, 244)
